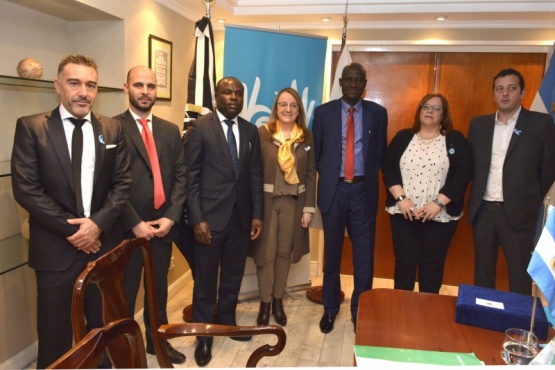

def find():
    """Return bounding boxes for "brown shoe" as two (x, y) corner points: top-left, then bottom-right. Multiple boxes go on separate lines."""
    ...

(257, 301), (271, 325)
(272, 297), (287, 326)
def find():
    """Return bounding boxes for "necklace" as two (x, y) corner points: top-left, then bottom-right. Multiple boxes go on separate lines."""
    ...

(416, 131), (440, 145)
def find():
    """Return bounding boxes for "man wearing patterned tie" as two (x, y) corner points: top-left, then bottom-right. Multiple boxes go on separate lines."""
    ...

(11, 54), (131, 368)
(115, 66), (186, 363)
(312, 62), (388, 334)
(183, 76), (263, 367)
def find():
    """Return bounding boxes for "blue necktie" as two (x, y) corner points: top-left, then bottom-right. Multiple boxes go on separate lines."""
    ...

(224, 119), (239, 174)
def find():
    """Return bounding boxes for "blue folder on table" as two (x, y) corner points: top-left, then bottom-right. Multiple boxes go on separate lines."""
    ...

(455, 284), (551, 340)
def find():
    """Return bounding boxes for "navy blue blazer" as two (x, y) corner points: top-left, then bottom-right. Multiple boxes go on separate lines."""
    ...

(184, 112), (264, 232)
(312, 98), (388, 214)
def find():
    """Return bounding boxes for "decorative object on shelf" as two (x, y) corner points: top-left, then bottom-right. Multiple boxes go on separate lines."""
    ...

(16, 58), (43, 79)
(148, 35), (173, 101)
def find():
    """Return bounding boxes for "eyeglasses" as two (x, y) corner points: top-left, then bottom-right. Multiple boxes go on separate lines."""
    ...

(494, 85), (519, 93)
(421, 103), (442, 112)
(277, 102), (299, 110)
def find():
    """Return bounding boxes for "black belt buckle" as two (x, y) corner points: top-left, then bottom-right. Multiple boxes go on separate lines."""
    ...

(343, 178), (354, 184)
(340, 176), (364, 184)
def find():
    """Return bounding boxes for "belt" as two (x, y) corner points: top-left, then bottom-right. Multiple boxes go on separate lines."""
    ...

(484, 200), (503, 205)
(339, 176), (365, 184)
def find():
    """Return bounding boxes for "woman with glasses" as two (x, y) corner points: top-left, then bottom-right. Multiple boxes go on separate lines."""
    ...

(252, 87), (316, 326)
(382, 93), (473, 293)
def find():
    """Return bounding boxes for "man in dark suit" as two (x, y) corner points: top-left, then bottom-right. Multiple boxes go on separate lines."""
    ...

(468, 68), (555, 295)
(114, 66), (186, 363)
(184, 76), (263, 367)
(312, 62), (388, 334)
(10, 54), (131, 368)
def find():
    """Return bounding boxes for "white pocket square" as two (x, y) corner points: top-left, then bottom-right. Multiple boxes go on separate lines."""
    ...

(106, 144), (117, 149)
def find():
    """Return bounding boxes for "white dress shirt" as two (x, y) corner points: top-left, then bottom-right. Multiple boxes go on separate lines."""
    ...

(59, 104), (95, 217)
(483, 107), (521, 202)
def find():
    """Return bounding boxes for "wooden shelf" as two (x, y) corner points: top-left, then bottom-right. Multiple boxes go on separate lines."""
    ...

(0, 74), (123, 92)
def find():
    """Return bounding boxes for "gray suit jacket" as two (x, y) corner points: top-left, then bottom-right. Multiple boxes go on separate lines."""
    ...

(115, 110), (186, 242)
(184, 112), (263, 232)
(11, 106), (131, 271)
(467, 107), (555, 229)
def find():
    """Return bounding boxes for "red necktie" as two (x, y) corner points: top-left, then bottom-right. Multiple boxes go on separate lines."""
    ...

(138, 118), (166, 209)
(344, 107), (355, 180)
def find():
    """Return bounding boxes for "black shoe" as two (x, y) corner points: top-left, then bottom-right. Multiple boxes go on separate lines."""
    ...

(272, 297), (287, 326)
(257, 301), (271, 325)
(230, 335), (252, 341)
(146, 342), (186, 364)
(194, 340), (212, 367)
(319, 313), (336, 334)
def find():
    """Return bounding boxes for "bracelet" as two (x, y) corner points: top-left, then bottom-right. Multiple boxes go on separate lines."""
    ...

(396, 195), (407, 202)
(433, 198), (445, 208)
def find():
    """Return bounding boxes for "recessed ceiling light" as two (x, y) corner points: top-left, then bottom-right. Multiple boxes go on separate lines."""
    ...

(322, 17), (330, 22)
(217, 19), (225, 23)
(437, 16), (446, 21)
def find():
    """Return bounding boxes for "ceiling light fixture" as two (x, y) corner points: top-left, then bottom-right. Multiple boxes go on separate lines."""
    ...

(437, 16), (446, 21)
(217, 18), (225, 23)
(322, 17), (330, 22)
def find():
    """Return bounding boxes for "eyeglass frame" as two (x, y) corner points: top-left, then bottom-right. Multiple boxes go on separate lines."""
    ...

(421, 103), (443, 112)
(277, 102), (300, 110)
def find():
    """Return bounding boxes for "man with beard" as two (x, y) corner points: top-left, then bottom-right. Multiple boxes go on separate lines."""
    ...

(115, 66), (186, 363)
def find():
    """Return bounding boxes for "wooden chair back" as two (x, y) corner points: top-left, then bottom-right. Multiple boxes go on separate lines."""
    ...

(48, 318), (147, 369)
(71, 238), (286, 368)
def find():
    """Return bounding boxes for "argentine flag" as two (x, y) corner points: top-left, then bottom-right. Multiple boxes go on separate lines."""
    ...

(530, 45), (555, 123)
(528, 205), (555, 319)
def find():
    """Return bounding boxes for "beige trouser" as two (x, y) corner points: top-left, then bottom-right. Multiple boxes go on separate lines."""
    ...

(257, 195), (297, 302)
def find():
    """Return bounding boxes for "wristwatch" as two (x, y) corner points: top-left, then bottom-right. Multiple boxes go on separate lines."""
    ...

(396, 195), (407, 202)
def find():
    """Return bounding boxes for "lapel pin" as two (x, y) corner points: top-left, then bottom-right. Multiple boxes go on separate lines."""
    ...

(513, 129), (522, 136)
(98, 134), (105, 145)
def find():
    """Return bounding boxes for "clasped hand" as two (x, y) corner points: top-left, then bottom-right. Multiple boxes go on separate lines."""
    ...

(398, 199), (441, 222)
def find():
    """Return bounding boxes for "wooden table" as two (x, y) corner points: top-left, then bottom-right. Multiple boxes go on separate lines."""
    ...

(355, 289), (507, 365)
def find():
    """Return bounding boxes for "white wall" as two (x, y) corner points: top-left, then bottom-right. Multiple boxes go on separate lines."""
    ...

(0, 0), (195, 367)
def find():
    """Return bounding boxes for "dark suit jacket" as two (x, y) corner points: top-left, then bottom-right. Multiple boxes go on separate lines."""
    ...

(115, 110), (186, 242)
(467, 107), (555, 229)
(312, 98), (388, 214)
(184, 112), (263, 232)
(11, 106), (131, 271)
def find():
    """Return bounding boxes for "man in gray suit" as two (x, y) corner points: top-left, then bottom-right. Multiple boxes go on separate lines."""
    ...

(11, 54), (131, 368)
(184, 76), (263, 367)
(114, 66), (186, 363)
(467, 68), (555, 295)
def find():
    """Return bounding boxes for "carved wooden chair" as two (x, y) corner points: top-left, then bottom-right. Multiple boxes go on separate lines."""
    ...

(71, 238), (286, 368)
(48, 318), (148, 369)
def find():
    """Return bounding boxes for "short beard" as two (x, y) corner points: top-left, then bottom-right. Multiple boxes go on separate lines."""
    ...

(130, 96), (155, 112)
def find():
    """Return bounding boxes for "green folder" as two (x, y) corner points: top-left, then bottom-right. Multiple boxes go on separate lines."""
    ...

(354, 345), (484, 366)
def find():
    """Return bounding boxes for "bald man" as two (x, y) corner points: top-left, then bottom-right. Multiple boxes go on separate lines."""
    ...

(115, 66), (186, 363)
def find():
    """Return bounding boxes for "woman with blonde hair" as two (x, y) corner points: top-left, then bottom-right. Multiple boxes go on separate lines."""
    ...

(252, 87), (316, 326)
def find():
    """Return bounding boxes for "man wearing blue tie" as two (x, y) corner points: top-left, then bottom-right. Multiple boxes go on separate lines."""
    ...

(183, 77), (264, 366)
(312, 62), (388, 333)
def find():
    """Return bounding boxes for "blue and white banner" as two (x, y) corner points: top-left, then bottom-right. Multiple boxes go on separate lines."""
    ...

(223, 25), (327, 129)
(224, 26), (327, 298)
(531, 45), (555, 123)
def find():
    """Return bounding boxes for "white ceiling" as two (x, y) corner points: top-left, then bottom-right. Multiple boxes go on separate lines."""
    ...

(157, 0), (555, 30)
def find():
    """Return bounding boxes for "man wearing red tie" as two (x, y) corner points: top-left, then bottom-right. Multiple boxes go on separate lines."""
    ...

(115, 66), (186, 363)
(312, 63), (388, 333)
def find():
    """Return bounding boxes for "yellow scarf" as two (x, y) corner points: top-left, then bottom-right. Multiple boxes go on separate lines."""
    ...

(268, 123), (305, 184)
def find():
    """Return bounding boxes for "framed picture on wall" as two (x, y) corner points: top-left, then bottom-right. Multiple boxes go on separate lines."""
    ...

(148, 34), (173, 101)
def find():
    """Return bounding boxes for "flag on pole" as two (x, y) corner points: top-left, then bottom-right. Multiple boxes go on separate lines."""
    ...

(527, 205), (555, 319)
(530, 43), (555, 123)
(329, 10), (351, 101)
(184, 16), (216, 132)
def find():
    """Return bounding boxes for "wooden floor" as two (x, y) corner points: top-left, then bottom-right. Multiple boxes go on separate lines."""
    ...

(145, 276), (459, 368)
